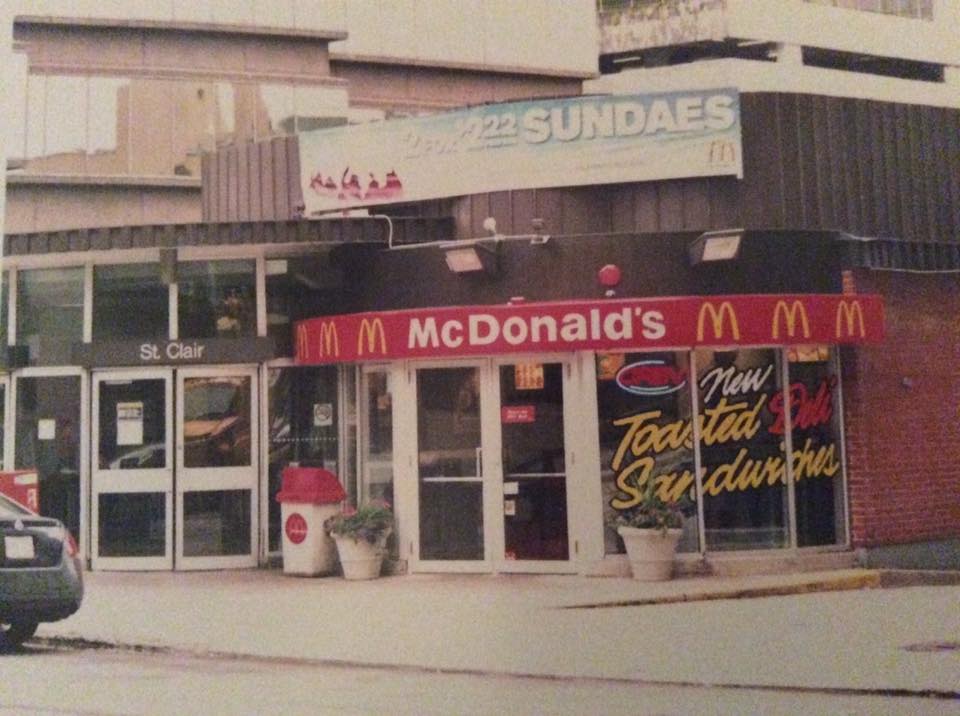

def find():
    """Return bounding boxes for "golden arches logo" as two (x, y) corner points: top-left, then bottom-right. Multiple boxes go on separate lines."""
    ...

(696, 301), (740, 342)
(317, 321), (341, 358)
(835, 300), (866, 339)
(772, 300), (811, 340)
(357, 317), (387, 356)
(295, 323), (309, 360)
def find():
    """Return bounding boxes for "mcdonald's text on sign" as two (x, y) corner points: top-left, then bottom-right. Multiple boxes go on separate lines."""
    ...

(295, 294), (884, 364)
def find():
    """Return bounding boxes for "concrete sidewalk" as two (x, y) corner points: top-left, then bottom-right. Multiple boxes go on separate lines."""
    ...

(38, 568), (960, 696)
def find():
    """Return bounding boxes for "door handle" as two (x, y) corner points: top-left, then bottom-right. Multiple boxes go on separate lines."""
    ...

(475, 447), (483, 477)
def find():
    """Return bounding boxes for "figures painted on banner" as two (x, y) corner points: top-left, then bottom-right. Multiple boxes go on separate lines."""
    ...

(308, 167), (404, 203)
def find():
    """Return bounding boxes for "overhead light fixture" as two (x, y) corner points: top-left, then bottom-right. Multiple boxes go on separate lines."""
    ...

(442, 241), (499, 275)
(688, 229), (744, 266)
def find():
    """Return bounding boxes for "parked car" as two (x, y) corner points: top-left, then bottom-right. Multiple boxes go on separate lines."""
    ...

(0, 492), (83, 650)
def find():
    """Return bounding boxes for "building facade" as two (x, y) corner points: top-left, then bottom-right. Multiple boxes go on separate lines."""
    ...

(1, 0), (958, 573)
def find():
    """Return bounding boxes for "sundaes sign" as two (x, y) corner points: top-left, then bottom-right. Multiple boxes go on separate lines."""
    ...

(294, 294), (884, 364)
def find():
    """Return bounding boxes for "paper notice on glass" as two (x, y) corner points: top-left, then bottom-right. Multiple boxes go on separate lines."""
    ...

(503, 482), (519, 495)
(38, 419), (56, 441)
(117, 401), (144, 446)
(313, 403), (333, 427)
(504, 499), (516, 516)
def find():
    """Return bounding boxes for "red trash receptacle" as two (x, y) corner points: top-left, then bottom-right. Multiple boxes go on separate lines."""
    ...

(276, 467), (346, 576)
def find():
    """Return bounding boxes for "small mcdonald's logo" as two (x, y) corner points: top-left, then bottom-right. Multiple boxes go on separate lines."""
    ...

(295, 324), (309, 361)
(835, 300), (866, 339)
(317, 320), (341, 358)
(357, 317), (387, 356)
(772, 300), (811, 340)
(696, 301), (740, 342)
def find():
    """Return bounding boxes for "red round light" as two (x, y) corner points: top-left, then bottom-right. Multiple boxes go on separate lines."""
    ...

(598, 264), (622, 288)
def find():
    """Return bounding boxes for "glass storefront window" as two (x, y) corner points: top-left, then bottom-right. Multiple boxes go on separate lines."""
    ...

(15, 376), (82, 545)
(500, 362), (569, 561)
(45, 76), (87, 173)
(178, 260), (256, 339)
(0, 382), (5, 468)
(265, 255), (335, 356)
(17, 267), (85, 365)
(98, 493), (166, 557)
(294, 86), (349, 133)
(182, 490), (251, 557)
(0, 274), (8, 354)
(93, 263), (168, 340)
(182, 376), (252, 468)
(97, 379), (167, 470)
(267, 366), (341, 552)
(88, 77), (131, 175)
(786, 346), (847, 547)
(417, 367), (484, 561)
(257, 84), (296, 138)
(361, 371), (394, 505)
(696, 349), (789, 551)
(596, 352), (698, 554)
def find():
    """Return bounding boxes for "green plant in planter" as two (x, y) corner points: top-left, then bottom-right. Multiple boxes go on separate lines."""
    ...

(612, 480), (691, 535)
(324, 501), (393, 545)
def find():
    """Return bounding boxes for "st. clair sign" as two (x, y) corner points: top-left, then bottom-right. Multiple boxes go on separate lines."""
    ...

(294, 294), (884, 365)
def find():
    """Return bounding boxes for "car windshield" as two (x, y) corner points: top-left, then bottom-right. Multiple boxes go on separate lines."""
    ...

(0, 492), (31, 517)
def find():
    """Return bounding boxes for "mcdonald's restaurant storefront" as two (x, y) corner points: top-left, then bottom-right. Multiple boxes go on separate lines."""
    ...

(292, 230), (886, 575)
(0, 224), (886, 574)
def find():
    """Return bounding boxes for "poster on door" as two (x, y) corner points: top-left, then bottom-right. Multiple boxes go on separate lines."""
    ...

(117, 402), (144, 446)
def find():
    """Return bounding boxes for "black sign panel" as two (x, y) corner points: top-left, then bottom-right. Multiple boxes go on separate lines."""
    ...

(74, 337), (277, 367)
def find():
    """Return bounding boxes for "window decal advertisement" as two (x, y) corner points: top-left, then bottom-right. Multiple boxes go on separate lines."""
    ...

(597, 349), (847, 554)
(299, 89), (742, 215)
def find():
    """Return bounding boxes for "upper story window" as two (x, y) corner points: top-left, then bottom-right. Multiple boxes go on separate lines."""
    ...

(802, 0), (933, 20)
(17, 267), (85, 365)
(178, 260), (256, 340)
(8, 75), (347, 177)
(93, 264), (168, 341)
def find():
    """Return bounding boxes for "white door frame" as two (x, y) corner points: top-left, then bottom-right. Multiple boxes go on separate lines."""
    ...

(404, 359), (496, 573)
(0, 375), (10, 472)
(490, 355), (577, 574)
(175, 365), (259, 570)
(402, 355), (582, 574)
(10, 367), (89, 560)
(90, 368), (174, 571)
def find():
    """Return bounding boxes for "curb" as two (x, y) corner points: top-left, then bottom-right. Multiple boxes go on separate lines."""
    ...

(31, 635), (960, 702)
(562, 571), (882, 609)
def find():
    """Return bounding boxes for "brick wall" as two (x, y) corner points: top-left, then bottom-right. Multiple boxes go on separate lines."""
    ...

(843, 269), (960, 547)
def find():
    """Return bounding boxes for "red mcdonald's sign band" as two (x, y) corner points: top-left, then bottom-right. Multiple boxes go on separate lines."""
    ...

(294, 293), (885, 365)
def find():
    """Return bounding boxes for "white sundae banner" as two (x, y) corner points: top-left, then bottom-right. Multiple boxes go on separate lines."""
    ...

(299, 88), (742, 215)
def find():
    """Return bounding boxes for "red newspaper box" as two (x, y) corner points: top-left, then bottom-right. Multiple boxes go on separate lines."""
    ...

(0, 470), (40, 512)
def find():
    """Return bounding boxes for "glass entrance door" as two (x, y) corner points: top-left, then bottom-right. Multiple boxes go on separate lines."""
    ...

(92, 370), (173, 570)
(414, 365), (491, 570)
(496, 361), (571, 569)
(176, 367), (258, 569)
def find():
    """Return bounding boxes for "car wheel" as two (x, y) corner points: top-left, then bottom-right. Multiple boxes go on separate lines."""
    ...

(0, 620), (39, 650)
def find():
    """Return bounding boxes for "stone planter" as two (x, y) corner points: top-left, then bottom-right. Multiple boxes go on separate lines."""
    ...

(332, 534), (386, 580)
(617, 526), (682, 581)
